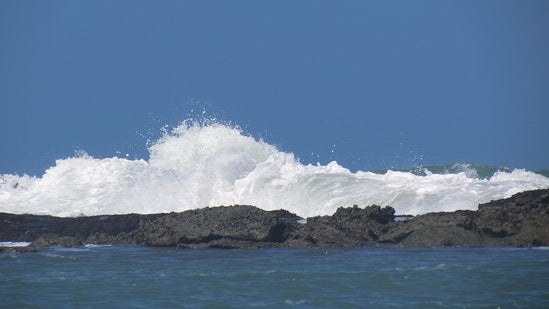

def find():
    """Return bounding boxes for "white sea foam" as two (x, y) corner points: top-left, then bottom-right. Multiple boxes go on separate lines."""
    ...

(0, 242), (31, 247)
(1, 121), (548, 217)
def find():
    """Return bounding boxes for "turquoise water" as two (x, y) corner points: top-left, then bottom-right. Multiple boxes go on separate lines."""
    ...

(1, 246), (548, 308)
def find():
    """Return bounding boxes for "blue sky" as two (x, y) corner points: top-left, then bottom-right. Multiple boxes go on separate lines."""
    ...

(1, 0), (548, 176)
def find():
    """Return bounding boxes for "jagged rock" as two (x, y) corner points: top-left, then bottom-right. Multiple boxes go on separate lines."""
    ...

(379, 189), (549, 247)
(0, 212), (162, 247)
(286, 205), (395, 247)
(0, 246), (37, 253)
(136, 205), (300, 247)
(378, 210), (481, 246)
(0, 189), (547, 249)
(475, 189), (549, 246)
(31, 235), (83, 247)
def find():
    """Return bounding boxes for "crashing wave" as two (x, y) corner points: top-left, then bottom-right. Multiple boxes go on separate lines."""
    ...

(1, 120), (548, 217)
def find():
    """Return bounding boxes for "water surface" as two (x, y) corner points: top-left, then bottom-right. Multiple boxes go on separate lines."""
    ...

(1, 246), (548, 308)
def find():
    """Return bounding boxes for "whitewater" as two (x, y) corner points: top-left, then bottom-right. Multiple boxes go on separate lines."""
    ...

(1, 120), (548, 218)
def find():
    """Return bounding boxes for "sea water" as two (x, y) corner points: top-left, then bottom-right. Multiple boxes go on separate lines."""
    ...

(1, 246), (548, 308)
(1, 120), (549, 308)
(1, 120), (548, 218)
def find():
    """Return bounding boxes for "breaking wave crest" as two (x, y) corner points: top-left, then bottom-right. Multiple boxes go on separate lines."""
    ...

(1, 121), (548, 217)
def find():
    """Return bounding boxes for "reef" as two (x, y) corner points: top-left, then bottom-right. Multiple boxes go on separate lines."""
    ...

(1, 189), (548, 250)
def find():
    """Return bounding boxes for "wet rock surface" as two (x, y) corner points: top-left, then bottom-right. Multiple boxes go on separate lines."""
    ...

(379, 189), (549, 247)
(1, 189), (548, 249)
(0, 246), (37, 253)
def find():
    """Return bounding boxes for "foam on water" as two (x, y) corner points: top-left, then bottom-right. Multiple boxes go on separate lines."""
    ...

(1, 120), (548, 217)
(0, 242), (31, 247)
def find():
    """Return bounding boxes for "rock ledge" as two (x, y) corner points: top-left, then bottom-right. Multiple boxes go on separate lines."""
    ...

(1, 189), (547, 249)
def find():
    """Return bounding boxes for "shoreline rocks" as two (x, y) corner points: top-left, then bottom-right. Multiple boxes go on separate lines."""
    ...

(1, 189), (548, 250)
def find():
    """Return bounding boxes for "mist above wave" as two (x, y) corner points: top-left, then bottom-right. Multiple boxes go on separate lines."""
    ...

(1, 120), (548, 217)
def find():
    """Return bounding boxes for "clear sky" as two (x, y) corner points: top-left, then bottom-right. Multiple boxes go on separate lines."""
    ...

(1, 0), (548, 176)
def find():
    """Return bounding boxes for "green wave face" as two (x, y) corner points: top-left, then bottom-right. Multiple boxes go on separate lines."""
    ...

(374, 162), (547, 180)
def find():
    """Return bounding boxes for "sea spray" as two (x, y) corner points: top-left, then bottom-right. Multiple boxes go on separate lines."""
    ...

(1, 120), (548, 217)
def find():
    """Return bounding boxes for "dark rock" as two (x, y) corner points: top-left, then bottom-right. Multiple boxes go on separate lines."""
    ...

(31, 235), (82, 247)
(0, 246), (37, 254)
(136, 205), (300, 247)
(286, 205), (396, 247)
(475, 189), (549, 246)
(0, 189), (547, 249)
(0, 212), (161, 246)
(378, 210), (480, 246)
(379, 189), (549, 247)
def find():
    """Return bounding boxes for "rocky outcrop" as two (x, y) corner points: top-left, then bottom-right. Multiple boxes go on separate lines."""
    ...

(0, 246), (37, 253)
(135, 206), (301, 248)
(0, 189), (548, 249)
(379, 189), (549, 247)
(0, 213), (163, 247)
(285, 205), (395, 247)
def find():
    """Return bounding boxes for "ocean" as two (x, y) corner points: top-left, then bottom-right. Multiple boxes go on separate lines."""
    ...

(1, 246), (548, 308)
(1, 120), (549, 307)
(1, 120), (548, 218)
